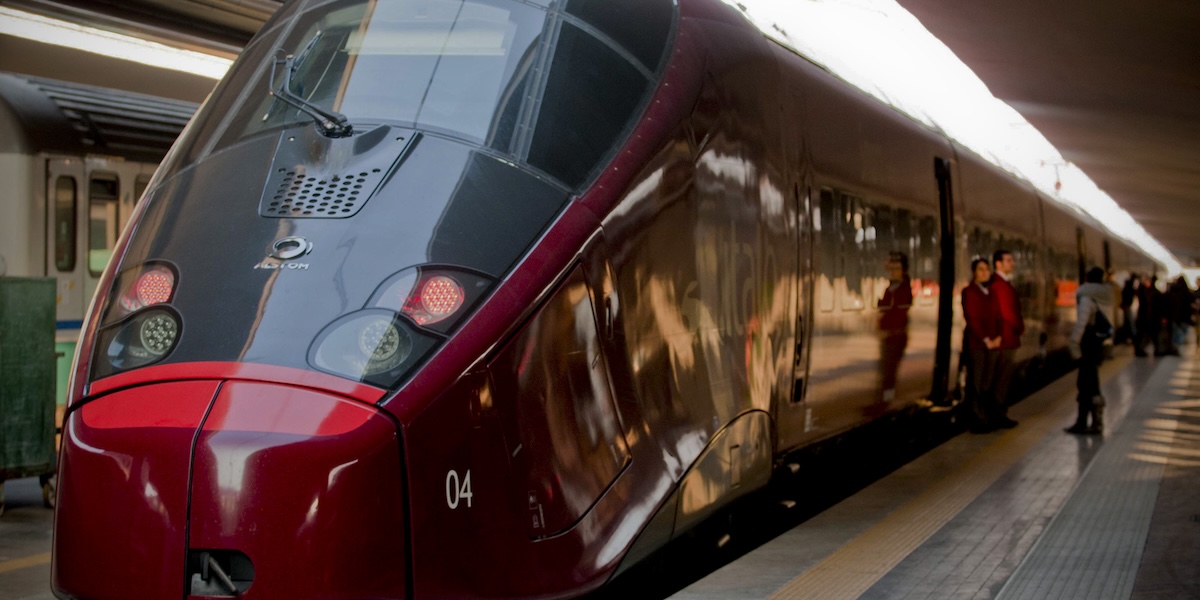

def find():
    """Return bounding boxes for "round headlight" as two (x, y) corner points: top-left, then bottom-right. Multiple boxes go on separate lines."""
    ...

(359, 318), (405, 374)
(96, 308), (182, 378)
(312, 312), (417, 381)
(139, 312), (179, 356)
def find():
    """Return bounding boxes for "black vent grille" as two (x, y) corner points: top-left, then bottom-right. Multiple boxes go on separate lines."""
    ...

(264, 167), (384, 217)
(258, 125), (415, 219)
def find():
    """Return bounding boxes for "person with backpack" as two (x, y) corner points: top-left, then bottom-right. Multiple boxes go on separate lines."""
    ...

(1067, 266), (1116, 434)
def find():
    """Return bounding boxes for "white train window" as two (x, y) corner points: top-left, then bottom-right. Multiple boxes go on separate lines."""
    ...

(134, 174), (152, 206)
(54, 176), (77, 273)
(88, 174), (120, 277)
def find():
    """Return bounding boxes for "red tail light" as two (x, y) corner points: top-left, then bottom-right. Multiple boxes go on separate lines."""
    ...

(68, 197), (157, 404)
(119, 265), (176, 314)
(402, 275), (464, 325)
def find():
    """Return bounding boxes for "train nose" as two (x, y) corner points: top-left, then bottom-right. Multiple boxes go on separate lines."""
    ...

(54, 379), (408, 600)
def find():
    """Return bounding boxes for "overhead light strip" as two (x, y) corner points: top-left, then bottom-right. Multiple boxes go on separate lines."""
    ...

(0, 7), (232, 80)
(722, 0), (1181, 274)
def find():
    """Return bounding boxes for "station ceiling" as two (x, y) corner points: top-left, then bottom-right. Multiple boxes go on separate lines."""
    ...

(2, 0), (1198, 267)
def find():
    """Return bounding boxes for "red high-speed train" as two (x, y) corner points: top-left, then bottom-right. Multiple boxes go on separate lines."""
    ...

(52, 0), (1157, 598)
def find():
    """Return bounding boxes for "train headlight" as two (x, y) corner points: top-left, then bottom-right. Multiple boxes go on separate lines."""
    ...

(310, 310), (439, 386)
(139, 313), (179, 356)
(94, 308), (183, 378)
(358, 318), (404, 373)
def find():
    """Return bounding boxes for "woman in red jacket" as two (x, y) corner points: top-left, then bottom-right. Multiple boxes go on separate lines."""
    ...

(963, 257), (1004, 432)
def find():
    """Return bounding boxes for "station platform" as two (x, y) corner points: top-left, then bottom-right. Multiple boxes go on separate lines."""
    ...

(672, 349), (1200, 600)
(2, 350), (1197, 600)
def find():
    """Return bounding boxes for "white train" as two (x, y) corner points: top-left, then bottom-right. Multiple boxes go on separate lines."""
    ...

(0, 72), (197, 404)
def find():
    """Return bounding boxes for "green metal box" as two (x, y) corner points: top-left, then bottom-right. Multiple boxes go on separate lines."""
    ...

(0, 277), (57, 481)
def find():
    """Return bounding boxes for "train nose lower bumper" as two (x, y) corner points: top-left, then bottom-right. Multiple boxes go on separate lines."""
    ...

(53, 379), (408, 600)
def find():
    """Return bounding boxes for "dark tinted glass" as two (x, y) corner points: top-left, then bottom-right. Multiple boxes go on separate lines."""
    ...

(527, 22), (647, 187)
(429, 153), (568, 274)
(164, 0), (666, 193)
(54, 176), (77, 272)
(208, 0), (549, 152)
(88, 175), (119, 277)
(565, 0), (674, 70)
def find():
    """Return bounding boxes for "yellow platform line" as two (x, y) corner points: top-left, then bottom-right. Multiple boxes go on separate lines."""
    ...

(0, 551), (51, 574)
(770, 355), (1133, 600)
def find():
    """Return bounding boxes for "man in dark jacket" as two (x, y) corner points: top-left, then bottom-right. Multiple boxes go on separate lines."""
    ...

(1135, 275), (1159, 356)
(1167, 276), (1194, 354)
(987, 249), (1021, 428)
(1118, 274), (1138, 344)
(1194, 277), (1200, 353)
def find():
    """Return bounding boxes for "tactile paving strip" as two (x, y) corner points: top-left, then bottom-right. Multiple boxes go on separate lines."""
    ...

(996, 357), (1195, 600)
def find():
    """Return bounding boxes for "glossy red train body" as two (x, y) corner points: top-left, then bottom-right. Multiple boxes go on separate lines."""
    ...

(52, 0), (1156, 598)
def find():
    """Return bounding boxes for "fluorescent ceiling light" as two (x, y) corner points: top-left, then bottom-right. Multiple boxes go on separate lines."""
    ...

(723, 0), (1181, 274)
(0, 7), (232, 80)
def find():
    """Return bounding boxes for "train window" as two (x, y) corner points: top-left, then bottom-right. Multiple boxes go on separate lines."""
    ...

(895, 208), (913, 257)
(54, 176), (77, 272)
(525, 20), (651, 188)
(133, 175), (151, 206)
(874, 205), (896, 262)
(182, 0), (669, 193)
(564, 0), (674, 71)
(817, 189), (836, 312)
(915, 215), (938, 306)
(840, 193), (865, 311)
(88, 174), (120, 277)
(200, 1), (549, 160)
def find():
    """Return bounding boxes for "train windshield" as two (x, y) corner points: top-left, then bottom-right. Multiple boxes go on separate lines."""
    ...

(261, 1), (544, 143)
(179, 0), (675, 190)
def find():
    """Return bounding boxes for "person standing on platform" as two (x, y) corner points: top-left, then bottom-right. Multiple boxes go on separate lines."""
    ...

(962, 258), (1003, 432)
(1118, 274), (1139, 345)
(1067, 267), (1115, 434)
(988, 249), (1021, 428)
(1193, 277), (1200, 353)
(1168, 276), (1194, 354)
(1151, 276), (1172, 355)
(1135, 274), (1158, 357)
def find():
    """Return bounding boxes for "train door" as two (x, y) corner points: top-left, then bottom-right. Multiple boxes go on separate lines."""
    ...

(929, 157), (957, 403)
(776, 182), (815, 451)
(120, 163), (156, 224)
(44, 157), (86, 329)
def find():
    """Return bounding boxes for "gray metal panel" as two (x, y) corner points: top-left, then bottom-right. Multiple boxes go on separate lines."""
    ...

(0, 71), (198, 161)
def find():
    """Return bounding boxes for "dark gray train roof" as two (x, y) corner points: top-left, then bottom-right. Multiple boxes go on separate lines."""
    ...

(0, 71), (198, 162)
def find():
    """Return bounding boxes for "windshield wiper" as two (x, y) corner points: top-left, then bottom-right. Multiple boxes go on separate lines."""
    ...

(267, 48), (353, 138)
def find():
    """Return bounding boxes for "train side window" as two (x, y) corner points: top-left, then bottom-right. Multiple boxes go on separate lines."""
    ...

(526, 20), (649, 188)
(873, 204), (895, 264)
(817, 189), (836, 312)
(872, 204), (898, 300)
(915, 215), (938, 305)
(841, 193), (865, 311)
(563, 0), (675, 71)
(54, 176), (78, 272)
(895, 209), (913, 257)
(133, 174), (152, 206)
(88, 174), (120, 277)
(1013, 239), (1041, 320)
